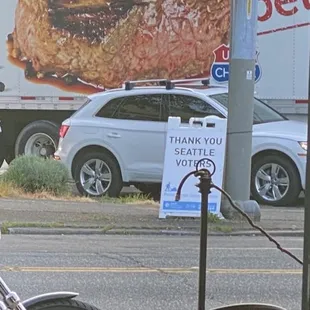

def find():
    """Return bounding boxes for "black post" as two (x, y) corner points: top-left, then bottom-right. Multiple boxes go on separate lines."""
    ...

(301, 50), (310, 309)
(197, 172), (211, 310)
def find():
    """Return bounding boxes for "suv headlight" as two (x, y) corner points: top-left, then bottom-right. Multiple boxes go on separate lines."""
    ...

(299, 141), (307, 151)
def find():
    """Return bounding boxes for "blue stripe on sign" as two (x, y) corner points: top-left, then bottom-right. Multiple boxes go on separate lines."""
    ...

(163, 201), (217, 212)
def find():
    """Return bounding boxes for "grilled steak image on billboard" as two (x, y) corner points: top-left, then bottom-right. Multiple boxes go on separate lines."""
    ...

(7, 0), (230, 92)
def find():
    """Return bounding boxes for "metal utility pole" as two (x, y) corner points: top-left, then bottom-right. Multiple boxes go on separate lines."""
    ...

(224, 0), (259, 204)
(301, 45), (310, 310)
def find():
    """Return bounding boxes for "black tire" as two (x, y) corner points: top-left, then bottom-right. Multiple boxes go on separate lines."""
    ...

(0, 155), (4, 168)
(5, 146), (15, 164)
(0, 82), (5, 92)
(211, 303), (286, 310)
(74, 151), (123, 197)
(251, 154), (301, 206)
(134, 183), (161, 201)
(0, 128), (5, 167)
(26, 298), (101, 310)
(15, 120), (59, 157)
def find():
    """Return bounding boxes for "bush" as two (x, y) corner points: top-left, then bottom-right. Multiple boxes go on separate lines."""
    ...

(2, 155), (69, 195)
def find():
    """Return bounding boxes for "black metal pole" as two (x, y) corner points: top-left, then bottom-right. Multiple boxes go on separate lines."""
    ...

(301, 49), (310, 309)
(197, 173), (211, 310)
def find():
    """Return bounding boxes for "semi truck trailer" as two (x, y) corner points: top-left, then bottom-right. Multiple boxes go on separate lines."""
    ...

(0, 0), (309, 167)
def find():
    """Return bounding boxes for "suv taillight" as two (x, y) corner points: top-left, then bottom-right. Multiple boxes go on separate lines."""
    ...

(59, 125), (70, 138)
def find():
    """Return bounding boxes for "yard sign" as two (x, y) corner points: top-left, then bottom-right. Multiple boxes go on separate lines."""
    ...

(159, 116), (227, 219)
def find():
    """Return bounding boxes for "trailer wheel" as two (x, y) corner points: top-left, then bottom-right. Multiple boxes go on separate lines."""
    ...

(5, 151), (14, 164)
(0, 126), (5, 167)
(0, 155), (4, 168)
(15, 120), (59, 158)
(0, 82), (5, 92)
(4, 145), (15, 164)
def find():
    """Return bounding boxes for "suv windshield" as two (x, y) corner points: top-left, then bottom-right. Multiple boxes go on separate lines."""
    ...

(209, 93), (287, 124)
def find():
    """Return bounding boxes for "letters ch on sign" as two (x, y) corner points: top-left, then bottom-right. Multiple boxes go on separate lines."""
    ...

(215, 67), (229, 80)
(258, 0), (310, 22)
(211, 44), (262, 83)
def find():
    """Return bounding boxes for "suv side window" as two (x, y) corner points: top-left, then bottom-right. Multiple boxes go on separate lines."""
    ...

(167, 94), (224, 122)
(114, 94), (163, 121)
(96, 95), (164, 121)
(96, 97), (123, 118)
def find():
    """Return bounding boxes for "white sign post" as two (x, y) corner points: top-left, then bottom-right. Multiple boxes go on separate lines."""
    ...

(159, 116), (227, 219)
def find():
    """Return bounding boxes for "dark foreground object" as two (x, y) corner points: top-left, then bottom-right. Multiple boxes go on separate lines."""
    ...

(211, 304), (286, 310)
(175, 158), (287, 310)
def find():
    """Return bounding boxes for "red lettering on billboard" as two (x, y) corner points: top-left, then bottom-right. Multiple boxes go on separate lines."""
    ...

(258, 0), (310, 22)
(258, 0), (273, 21)
(303, 0), (310, 9)
(275, 0), (298, 16)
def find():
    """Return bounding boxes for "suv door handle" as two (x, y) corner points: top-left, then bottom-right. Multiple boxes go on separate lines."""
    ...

(107, 132), (121, 138)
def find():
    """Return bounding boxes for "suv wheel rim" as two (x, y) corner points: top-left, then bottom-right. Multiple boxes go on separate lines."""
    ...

(80, 159), (112, 196)
(254, 163), (290, 202)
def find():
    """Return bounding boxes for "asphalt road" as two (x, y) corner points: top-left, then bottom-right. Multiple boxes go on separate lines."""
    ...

(0, 235), (304, 310)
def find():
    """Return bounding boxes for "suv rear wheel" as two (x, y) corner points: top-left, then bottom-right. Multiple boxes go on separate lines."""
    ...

(74, 151), (123, 197)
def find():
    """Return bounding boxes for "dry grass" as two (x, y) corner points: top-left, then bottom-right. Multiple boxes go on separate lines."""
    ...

(0, 180), (92, 202)
(0, 181), (157, 205)
(0, 181), (22, 197)
(21, 191), (94, 202)
(98, 193), (159, 205)
(0, 156), (155, 205)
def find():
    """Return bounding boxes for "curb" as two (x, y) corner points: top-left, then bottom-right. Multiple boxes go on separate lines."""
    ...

(222, 230), (304, 237)
(6, 227), (200, 236)
(4, 227), (305, 237)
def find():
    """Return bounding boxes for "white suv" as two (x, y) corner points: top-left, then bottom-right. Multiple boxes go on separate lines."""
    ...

(54, 79), (307, 206)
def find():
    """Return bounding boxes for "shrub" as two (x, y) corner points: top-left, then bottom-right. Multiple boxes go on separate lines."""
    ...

(2, 155), (69, 195)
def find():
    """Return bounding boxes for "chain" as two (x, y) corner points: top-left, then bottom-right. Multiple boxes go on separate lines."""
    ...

(175, 157), (303, 266)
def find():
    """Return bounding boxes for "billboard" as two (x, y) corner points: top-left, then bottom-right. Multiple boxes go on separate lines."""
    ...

(0, 0), (309, 98)
(0, 0), (230, 96)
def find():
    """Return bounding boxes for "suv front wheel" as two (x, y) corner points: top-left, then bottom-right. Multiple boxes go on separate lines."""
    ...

(251, 155), (301, 206)
(74, 151), (123, 197)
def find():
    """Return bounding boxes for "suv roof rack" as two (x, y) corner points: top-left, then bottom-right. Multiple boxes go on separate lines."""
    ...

(123, 79), (168, 90)
(123, 78), (210, 90)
